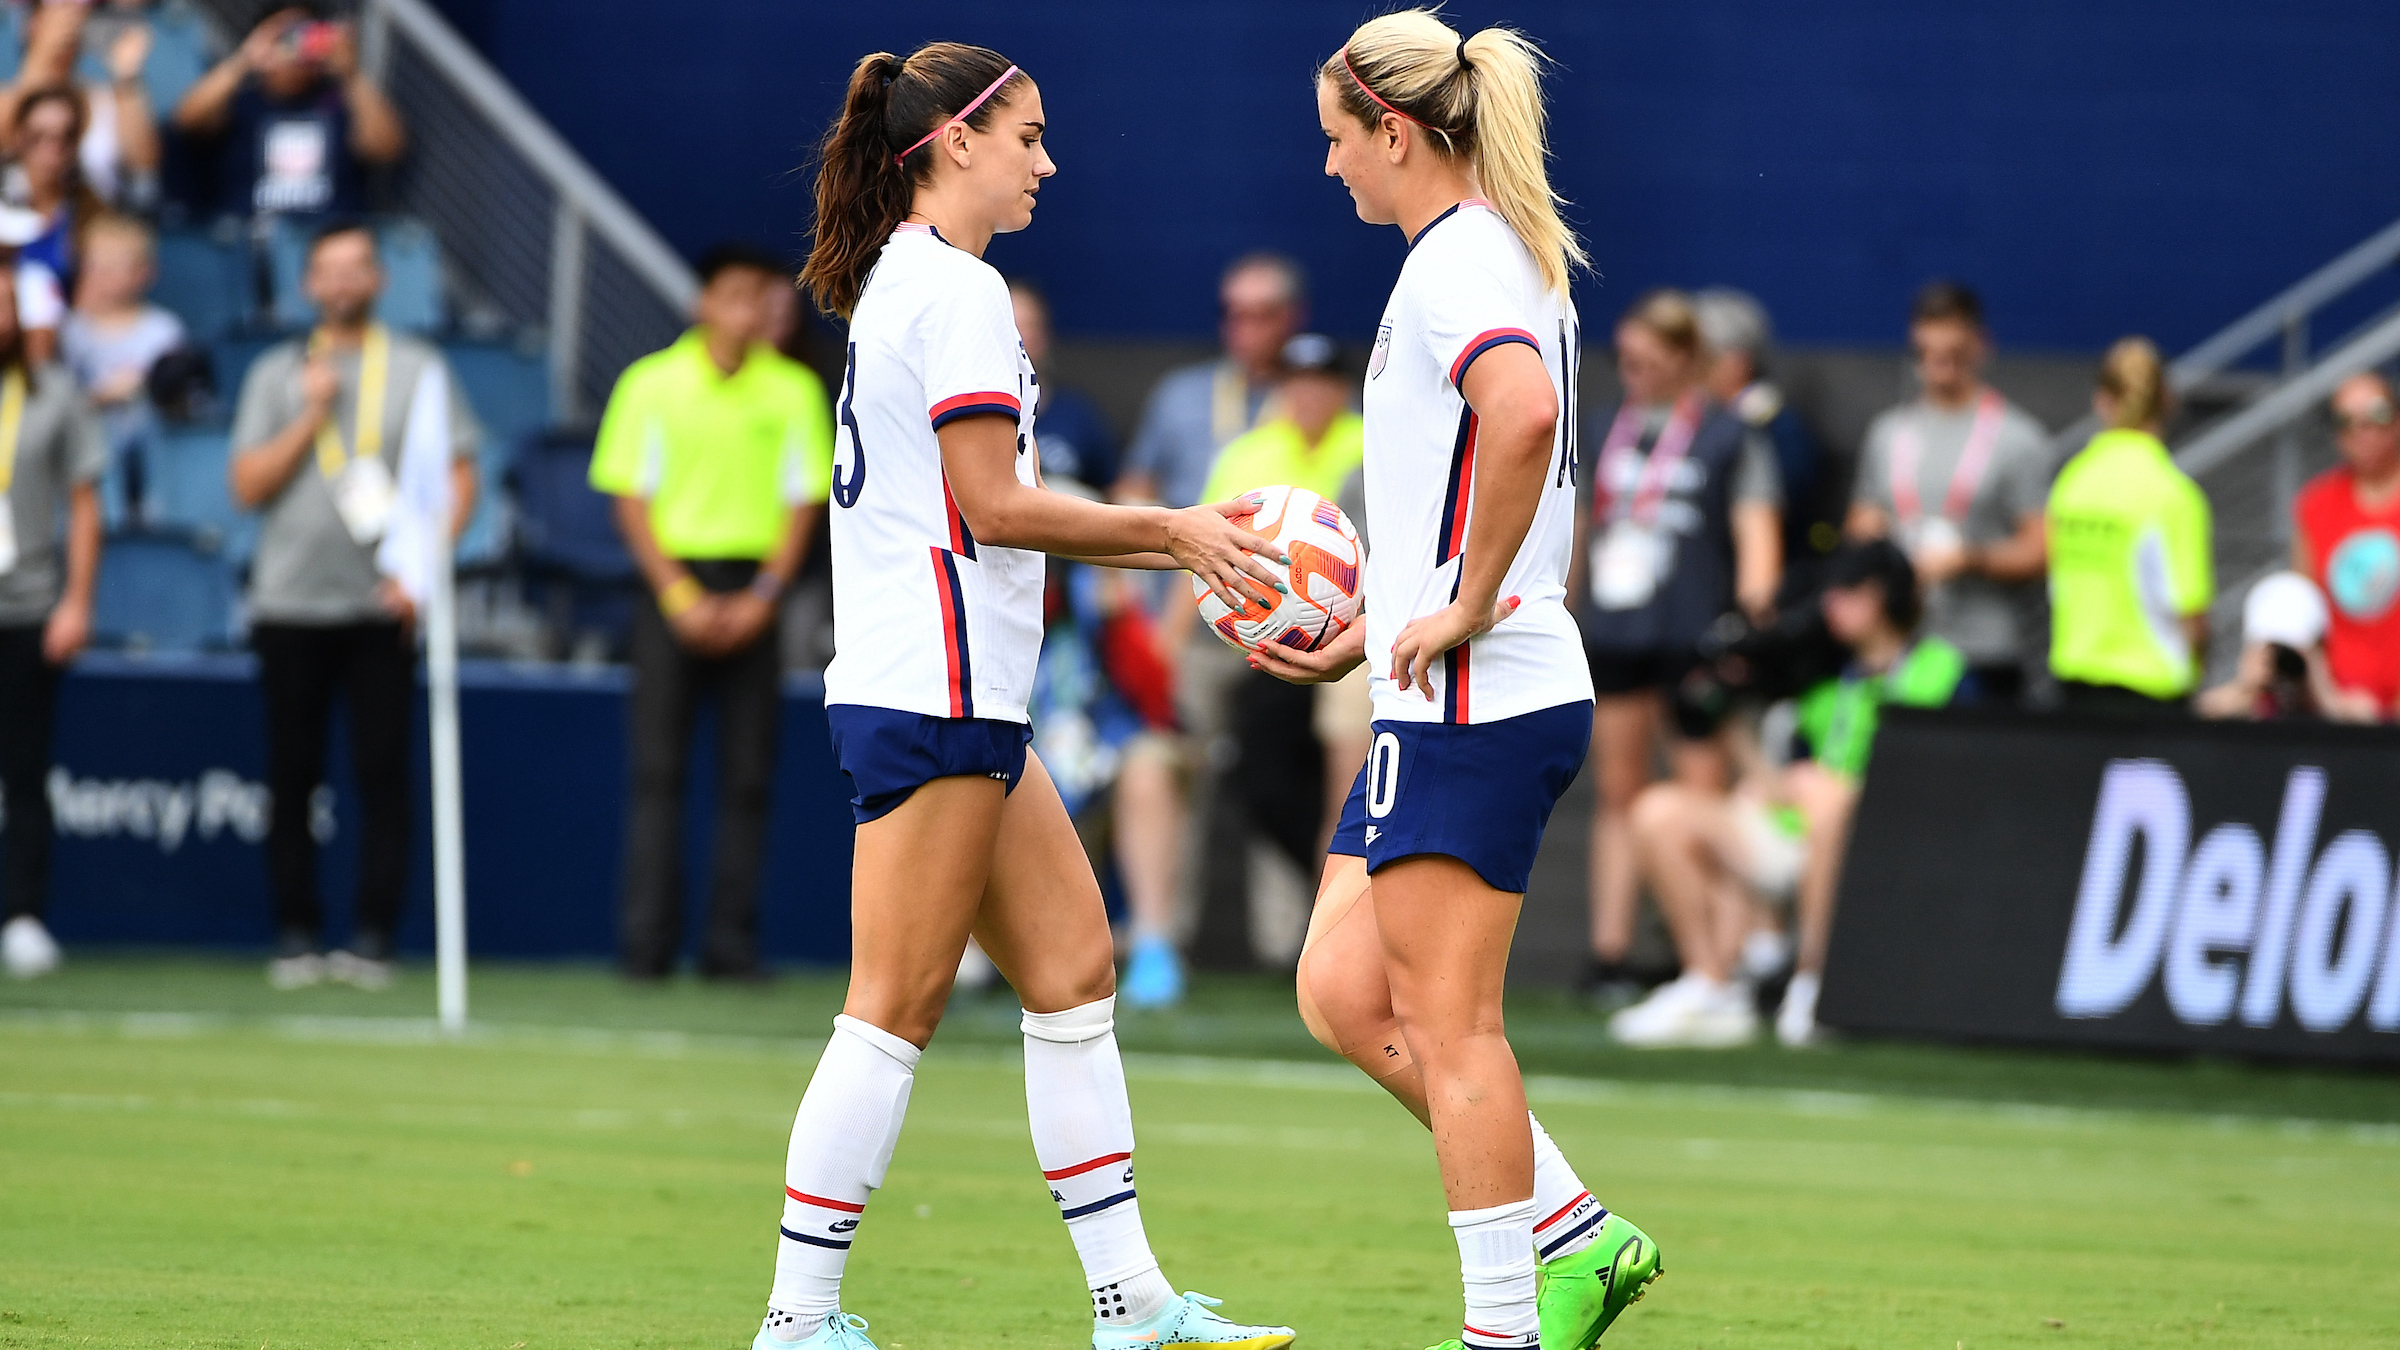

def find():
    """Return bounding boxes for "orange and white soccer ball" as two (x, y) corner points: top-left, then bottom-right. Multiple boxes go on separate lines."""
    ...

(1193, 485), (1362, 654)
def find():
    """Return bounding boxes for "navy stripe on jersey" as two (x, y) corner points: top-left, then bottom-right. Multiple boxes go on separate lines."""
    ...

(1437, 409), (1477, 565)
(1449, 328), (1541, 388)
(931, 547), (975, 719)
(929, 390), (1022, 430)
(780, 1225), (853, 1250)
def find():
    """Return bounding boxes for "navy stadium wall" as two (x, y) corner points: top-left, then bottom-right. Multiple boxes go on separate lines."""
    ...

(429, 0), (2400, 353)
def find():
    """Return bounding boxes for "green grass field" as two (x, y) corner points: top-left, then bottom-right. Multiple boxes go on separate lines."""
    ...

(4, 957), (2399, 1349)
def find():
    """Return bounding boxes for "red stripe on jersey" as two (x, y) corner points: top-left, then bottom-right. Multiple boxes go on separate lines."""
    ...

(1448, 328), (1541, 388)
(1438, 413), (1478, 565)
(1042, 1151), (1132, 1181)
(941, 474), (977, 558)
(928, 391), (1022, 428)
(786, 1187), (867, 1213)
(931, 547), (968, 718)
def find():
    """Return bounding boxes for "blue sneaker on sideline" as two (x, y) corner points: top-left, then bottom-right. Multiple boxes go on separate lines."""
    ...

(1121, 934), (1185, 1009)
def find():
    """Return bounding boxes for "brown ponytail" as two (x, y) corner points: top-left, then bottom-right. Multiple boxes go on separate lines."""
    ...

(800, 43), (1023, 318)
(2098, 336), (2169, 430)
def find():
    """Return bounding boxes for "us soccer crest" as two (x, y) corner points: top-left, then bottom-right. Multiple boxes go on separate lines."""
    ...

(1369, 322), (1392, 379)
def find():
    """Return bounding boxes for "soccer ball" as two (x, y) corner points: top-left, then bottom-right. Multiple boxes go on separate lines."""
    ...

(1193, 485), (1363, 654)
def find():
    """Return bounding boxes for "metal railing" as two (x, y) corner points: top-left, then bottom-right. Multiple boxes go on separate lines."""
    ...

(188, 0), (696, 424)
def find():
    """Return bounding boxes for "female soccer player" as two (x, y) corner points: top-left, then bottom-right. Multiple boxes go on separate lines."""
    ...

(1249, 13), (1662, 1350)
(759, 42), (1299, 1350)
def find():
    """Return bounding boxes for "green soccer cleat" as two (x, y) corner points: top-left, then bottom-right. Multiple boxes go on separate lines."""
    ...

(1092, 1291), (1295, 1349)
(1535, 1214), (1663, 1350)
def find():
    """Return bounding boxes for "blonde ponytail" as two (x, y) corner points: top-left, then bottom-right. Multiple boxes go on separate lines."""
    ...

(1321, 10), (1585, 295)
(2097, 336), (2169, 430)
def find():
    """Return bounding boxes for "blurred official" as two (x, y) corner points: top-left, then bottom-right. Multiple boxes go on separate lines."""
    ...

(0, 264), (102, 980)
(590, 244), (832, 980)
(229, 222), (479, 990)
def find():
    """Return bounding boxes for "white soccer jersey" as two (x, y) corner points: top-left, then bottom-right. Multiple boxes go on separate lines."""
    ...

(1361, 200), (1594, 725)
(822, 224), (1045, 723)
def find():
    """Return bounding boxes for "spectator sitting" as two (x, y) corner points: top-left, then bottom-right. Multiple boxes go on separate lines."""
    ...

(172, 5), (403, 219)
(0, 261), (105, 981)
(1198, 333), (1363, 507)
(2047, 338), (2213, 716)
(1009, 278), (1119, 490)
(1846, 280), (2050, 706)
(0, 204), (65, 366)
(1114, 250), (1303, 510)
(227, 220), (481, 991)
(2292, 371), (2400, 720)
(2, 3), (160, 215)
(1612, 540), (1963, 1049)
(1695, 286), (1833, 588)
(2197, 572), (2377, 721)
(61, 212), (181, 517)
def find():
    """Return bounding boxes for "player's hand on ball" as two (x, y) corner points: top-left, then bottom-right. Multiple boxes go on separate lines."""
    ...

(1249, 618), (1366, 685)
(1165, 501), (1288, 612)
(1390, 594), (1522, 699)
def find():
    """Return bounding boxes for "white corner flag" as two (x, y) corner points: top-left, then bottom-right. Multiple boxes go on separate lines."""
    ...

(378, 361), (469, 1034)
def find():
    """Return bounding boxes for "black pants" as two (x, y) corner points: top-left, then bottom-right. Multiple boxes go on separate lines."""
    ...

(0, 624), (61, 922)
(253, 621), (414, 958)
(2057, 679), (2190, 719)
(620, 560), (781, 977)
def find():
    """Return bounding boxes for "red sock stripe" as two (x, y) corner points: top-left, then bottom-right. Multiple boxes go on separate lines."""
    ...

(785, 1186), (866, 1213)
(1535, 1190), (1593, 1232)
(1041, 1150), (1132, 1181)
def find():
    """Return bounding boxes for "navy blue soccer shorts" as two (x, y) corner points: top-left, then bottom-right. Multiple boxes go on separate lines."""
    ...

(825, 705), (1031, 824)
(1328, 700), (1592, 894)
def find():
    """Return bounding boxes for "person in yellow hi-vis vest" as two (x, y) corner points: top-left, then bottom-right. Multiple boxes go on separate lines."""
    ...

(589, 243), (833, 982)
(2047, 337), (2214, 715)
(229, 221), (482, 991)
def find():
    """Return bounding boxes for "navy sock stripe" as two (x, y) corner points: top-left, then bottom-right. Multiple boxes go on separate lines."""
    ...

(779, 1225), (853, 1250)
(1058, 1189), (1137, 1219)
(1536, 1207), (1609, 1260)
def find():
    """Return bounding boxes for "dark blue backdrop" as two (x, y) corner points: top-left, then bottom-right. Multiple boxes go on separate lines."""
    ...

(427, 1), (2400, 352)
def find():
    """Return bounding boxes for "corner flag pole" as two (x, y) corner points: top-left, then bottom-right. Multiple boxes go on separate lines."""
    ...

(429, 506), (467, 1034)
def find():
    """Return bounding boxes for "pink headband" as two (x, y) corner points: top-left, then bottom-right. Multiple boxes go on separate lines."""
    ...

(895, 64), (1021, 165)
(1341, 46), (1457, 134)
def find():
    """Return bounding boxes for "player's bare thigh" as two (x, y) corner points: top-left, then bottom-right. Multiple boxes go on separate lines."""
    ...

(973, 750), (1118, 1015)
(843, 773), (1008, 1047)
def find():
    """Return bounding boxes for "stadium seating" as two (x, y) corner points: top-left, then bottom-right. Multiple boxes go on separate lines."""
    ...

(90, 530), (238, 652)
(444, 343), (551, 572)
(141, 425), (254, 564)
(151, 229), (252, 341)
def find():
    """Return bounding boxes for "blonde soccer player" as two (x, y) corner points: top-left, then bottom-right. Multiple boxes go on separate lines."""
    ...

(755, 41), (1299, 1350)
(1249, 13), (1663, 1350)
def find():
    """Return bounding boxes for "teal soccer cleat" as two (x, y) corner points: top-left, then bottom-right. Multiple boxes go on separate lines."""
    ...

(1093, 1290), (1295, 1348)
(753, 1310), (879, 1350)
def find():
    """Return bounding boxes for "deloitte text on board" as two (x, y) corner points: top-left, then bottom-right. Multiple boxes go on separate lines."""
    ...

(2058, 760), (2400, 1036)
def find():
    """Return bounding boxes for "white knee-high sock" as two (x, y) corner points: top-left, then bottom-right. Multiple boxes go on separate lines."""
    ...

(1529, 1112), (1609, 1262)
(769, 1015), (921, 1324)
(1452, 1197), (1541, 1349)
(1022, 996), (1176, 1327)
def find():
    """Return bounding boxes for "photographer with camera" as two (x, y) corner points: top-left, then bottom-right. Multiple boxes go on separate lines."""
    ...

(1610, 541), (1963, 1048)
(172, 4), (404, 219)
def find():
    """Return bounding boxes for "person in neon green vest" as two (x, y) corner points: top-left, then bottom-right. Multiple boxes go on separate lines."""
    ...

(2047, 337), (2214, 714)
(1614, 540), (1963, 1049)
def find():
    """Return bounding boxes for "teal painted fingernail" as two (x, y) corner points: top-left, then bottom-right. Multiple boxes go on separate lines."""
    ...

(1275, 582), (1290, 594)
